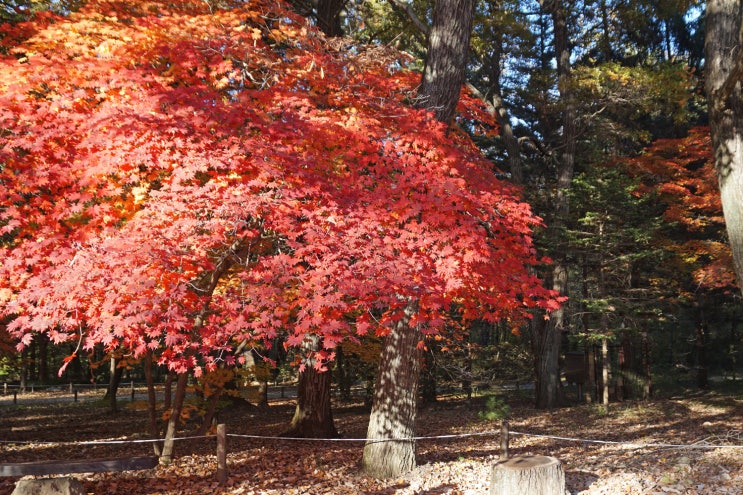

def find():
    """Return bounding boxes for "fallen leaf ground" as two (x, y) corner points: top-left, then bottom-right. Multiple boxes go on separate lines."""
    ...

(1, 388), (742, 494)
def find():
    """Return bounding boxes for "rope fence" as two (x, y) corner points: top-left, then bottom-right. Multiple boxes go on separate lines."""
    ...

(4, 422), (743, 483)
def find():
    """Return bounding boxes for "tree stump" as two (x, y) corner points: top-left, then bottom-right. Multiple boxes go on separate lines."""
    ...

(490, 455), (565, 495)
(12, 478), (85, 495)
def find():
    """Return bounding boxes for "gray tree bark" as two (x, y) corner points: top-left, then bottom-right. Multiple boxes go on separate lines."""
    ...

(281, 334), (338, 438)
(532, 0), (576, 410)
(416, 0), (474, 125)
(705, 0), (743, 291)
(362, 302), (421, 479)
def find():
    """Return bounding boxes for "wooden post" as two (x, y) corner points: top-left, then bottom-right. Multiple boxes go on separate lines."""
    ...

(491, 455), (565, 495)
(74, 389), (78, 402)
(131, 381), (135, 400)
(216, 423), (227, 483)
(13, 391), (17, 404)
(500, 420), (509, 459)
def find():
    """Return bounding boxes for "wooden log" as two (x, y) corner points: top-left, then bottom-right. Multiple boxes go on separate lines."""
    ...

(0, 456), (158, 477)
(490, 455), (565, 495)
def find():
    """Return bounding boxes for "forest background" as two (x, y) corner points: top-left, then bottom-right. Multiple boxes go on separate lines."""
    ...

(1, 0), (743, 488)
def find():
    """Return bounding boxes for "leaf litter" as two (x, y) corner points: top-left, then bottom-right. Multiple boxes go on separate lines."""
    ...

(1, 391), (742, 494)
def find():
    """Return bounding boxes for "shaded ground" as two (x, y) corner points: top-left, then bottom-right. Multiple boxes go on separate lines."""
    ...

(1, 389), (743, 494)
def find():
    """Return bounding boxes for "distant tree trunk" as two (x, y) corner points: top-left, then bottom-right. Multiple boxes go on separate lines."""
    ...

(28, 338), (37, 382)
(420, 347), (437, 404)
(362, 302), (421, 479)
(143, 351), (161, 456)
(104, 356), (124, 412)
(616, 332), (626, 401)
(316, 0), (345, 37)
(160, 372), (188, 465)
(37, 333), (49, 384)
(198, 381), (225, 436)
(532, 0), (576, 410)
(164, 370), (175, 411)
(642, 330), (652, 398)
(20, 347), (28, 393)
(705, 0), (743, 291)
(695, 306), (709, 389)
(601, 337), (610, 406)
(416, 0), (475, 125)
(335, 345), (352, 401)
(463, 343), (473, 403)
(586, 345), (596, 403)
(532, 315), (562, 409)
(281, 334), (338, 438)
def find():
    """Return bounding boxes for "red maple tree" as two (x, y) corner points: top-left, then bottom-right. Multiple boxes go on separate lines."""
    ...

(0, 0), (560, 378)
(626, 126), (736, 290)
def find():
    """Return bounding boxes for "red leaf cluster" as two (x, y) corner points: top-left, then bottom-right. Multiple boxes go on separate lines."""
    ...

(626, 126), (736, 290)
(0, 0), (559, 372)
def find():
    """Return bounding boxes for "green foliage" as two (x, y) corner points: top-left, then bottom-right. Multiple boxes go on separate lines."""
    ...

(0, 0), (81, 22)
(478, 394), (510, 421)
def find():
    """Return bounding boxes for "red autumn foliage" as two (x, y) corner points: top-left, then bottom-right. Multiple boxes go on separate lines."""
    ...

(0, 0), (560, 375)
(626, 126), (736, 290)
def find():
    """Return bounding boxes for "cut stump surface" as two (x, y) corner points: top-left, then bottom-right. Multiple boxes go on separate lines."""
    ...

(490, 455), (565, 495)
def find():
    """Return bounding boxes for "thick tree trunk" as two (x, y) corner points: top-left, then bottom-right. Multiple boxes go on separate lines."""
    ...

(416, 0), (474, 125)
(281, 334), (338, 438)
(705, 0), (743, 291)
(532, 1), (576, 410)
(531, 315), (562, 409)
(362, 302), (421, 479)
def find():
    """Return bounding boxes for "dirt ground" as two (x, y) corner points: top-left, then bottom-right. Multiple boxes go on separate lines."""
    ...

(1, 389), (742, 494)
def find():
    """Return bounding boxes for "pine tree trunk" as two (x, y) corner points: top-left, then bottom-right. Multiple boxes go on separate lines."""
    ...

(362, 302), (421, 479)
(586, 345), (596, 403)
(532, 1), (576, 410)
(281, 334), (338, 438)
(532, 315), (562, 409)
(601, 337), (610, 406)
(416, 0), (474, 124)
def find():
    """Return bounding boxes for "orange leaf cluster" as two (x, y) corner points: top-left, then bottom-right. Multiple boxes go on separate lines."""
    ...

(626, 126), (735, 290)
(0, 0), (559, 373)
